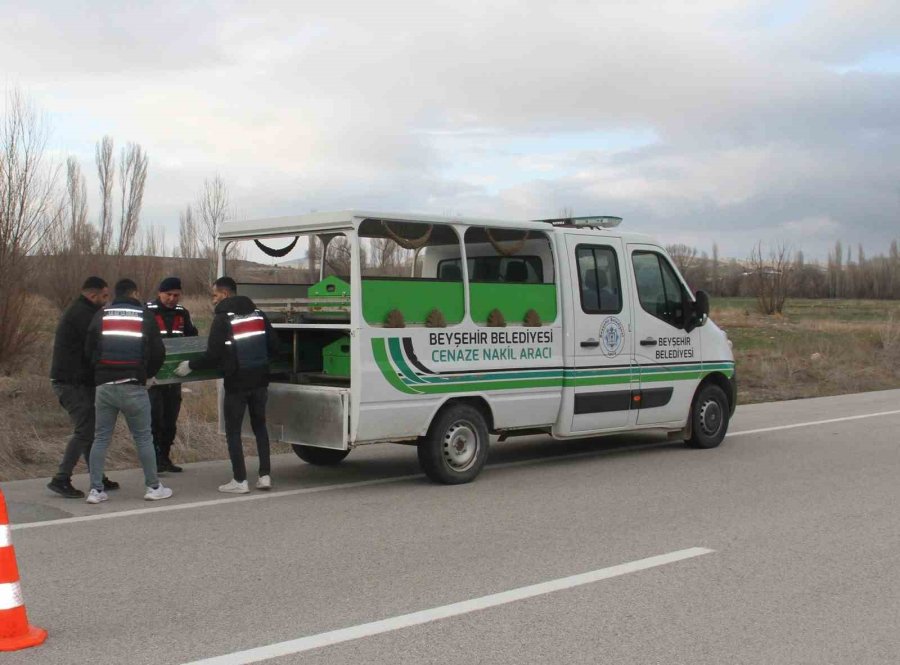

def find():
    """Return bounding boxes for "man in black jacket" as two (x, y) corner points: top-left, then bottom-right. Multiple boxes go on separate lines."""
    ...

(84, 279), (173, 504)
(174, 276), (279, 494)
(147, 276), (198, 473)
(48, 276), (116, 498)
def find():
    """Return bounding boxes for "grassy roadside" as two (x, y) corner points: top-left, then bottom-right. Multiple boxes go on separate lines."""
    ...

(2, 296), (900, 481)
(713, 298), (900, 403)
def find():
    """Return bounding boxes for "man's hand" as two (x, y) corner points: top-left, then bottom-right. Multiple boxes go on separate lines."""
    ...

(146, 377), (158, 387)
(174, 361), (193, 377)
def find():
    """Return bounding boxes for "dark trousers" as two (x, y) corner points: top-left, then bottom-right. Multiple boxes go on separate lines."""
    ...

(149, 384), (182, 460)
(223, 387), (271, 483)
(52, 382), (95, 481)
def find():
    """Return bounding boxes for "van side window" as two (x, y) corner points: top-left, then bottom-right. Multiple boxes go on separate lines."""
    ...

(463, 227), (556, 326)
(632, 251), (685, 327)
(358, 219), (465, 326)
(575, 246), (622, 314)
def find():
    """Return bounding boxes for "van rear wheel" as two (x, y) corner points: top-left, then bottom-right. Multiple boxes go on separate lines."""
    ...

(418, 404), (489, 484)
(291, 445), (350, 465)
(687, 384), (730, 449)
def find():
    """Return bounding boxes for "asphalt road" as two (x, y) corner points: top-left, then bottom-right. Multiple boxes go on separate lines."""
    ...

(2, 389), (900, 664)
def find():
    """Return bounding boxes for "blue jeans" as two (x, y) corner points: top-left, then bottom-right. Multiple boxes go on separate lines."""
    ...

(89, 383), (159, 491)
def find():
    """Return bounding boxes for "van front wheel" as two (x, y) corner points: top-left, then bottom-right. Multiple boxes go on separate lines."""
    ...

(418, 404), (489, 484)
(291, 445), (350, 465)
(687, 384), (730, 449)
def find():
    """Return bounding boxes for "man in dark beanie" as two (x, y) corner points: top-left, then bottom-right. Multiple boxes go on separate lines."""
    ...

(146, 276), (198, 473)
(49, 276), (117, 498)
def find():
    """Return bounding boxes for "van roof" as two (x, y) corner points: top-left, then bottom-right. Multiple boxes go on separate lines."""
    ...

(218, 209), (658, 245)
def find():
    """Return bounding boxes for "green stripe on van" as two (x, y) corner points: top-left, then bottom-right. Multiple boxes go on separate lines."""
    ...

(373, 337), (734, 395)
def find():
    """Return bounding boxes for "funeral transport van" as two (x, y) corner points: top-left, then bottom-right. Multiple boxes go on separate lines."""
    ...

(209, 211), (736, 484)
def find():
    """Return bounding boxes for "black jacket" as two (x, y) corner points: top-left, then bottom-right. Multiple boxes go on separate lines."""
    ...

(146, 299), (199, 338)
(188, 295), (278, 393)
(50, 295), (103, 385)
(85, 297), (166, 386)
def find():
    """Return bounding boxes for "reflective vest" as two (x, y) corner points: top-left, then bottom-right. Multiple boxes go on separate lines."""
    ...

(227, 310), (268, 370)
(147, 302), (187, 337)
(99, 305), (145, 367)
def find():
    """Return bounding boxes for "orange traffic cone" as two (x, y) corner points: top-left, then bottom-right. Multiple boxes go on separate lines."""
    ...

(0, 489), (47, 651)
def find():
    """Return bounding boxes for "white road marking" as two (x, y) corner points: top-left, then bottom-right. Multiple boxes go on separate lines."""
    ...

(725, 409), (900, 437)
(181, 547), (714, 665)
(10, 408), (900, 531)
(10, 474), (422, 531)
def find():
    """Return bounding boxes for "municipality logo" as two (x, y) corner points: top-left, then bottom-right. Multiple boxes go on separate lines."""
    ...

(599, 317), (625, 357)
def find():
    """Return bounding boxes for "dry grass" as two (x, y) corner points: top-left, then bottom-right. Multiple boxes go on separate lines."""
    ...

(713, 300), (900, 404)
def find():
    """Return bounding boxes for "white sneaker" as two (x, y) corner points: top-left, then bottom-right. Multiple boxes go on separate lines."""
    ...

(218, 479), (250, 494)
(144, 483), (173, 501)
(86, 489), (108, 504)
(256, 475), (272, 491)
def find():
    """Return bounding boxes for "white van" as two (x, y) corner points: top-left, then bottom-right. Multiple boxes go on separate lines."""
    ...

(217, 211), (736, 484)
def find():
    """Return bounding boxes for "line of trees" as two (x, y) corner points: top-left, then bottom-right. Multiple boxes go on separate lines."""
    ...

(0, 91), (228, 372)
(669, 240), (900, 305)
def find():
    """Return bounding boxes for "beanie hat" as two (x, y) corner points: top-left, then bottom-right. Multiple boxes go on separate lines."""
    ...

(158, 276), (182, 292)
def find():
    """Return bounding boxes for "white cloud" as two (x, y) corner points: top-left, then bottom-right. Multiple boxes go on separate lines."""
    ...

(1, 0), (898, 259)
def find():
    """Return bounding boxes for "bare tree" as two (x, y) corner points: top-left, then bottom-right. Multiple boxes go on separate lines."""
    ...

(666, 243), (699, 275)
(368, 237), (402, 274)
(177, 205), (198, 258)
(135, 225), (166, 294)
(116, 142), (149, 257)
(95, 136), (114, 254)
(324, 236), (353, 277)
(66, 157), (94, 253)
(0, 91), (63, 370)
(38, 157), (103, 309)
(748, 242), (794, 315)
(197, 174), (229, 259)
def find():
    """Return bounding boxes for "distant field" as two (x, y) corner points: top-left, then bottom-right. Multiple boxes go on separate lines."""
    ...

(712, 297), (900, 404)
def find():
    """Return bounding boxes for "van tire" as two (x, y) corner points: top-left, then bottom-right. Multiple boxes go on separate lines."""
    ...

(291, 445), (350, 465)
(687, 383), (730, 449)
(418, 404), (489, 484)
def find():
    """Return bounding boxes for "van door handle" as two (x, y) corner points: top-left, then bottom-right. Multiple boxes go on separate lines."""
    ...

(580, 339), (600, 348)
(640, 338), (658, 346)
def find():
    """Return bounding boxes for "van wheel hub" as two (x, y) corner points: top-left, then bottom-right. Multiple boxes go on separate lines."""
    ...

(443, 422), (478, 471)
(699, 400), (722, 436)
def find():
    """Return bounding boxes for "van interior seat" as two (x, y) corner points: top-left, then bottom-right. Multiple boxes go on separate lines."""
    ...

(440, 263), (462, 281)
(504, 261), (528, 283)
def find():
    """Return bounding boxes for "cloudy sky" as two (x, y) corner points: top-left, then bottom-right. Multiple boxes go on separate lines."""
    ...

(4, 0), (899, 259)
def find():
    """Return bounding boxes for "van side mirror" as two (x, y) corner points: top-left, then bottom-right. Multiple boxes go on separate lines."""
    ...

(684, 290), (710, 332)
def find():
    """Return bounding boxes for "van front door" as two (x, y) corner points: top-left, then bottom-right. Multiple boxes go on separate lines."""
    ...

(565, 234), (635, 432)
(628, 245), (702, 426)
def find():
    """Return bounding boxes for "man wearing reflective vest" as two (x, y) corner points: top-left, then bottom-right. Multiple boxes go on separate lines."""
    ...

(147, 276), (198, 473)
(174, 276), (279, 494)
(84, 279), (173, 504)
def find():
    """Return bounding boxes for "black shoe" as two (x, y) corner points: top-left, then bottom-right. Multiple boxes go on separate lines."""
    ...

(102, 476), (120, 491)
(159, 457), (183, 473)
(47, 478), (85, 499)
